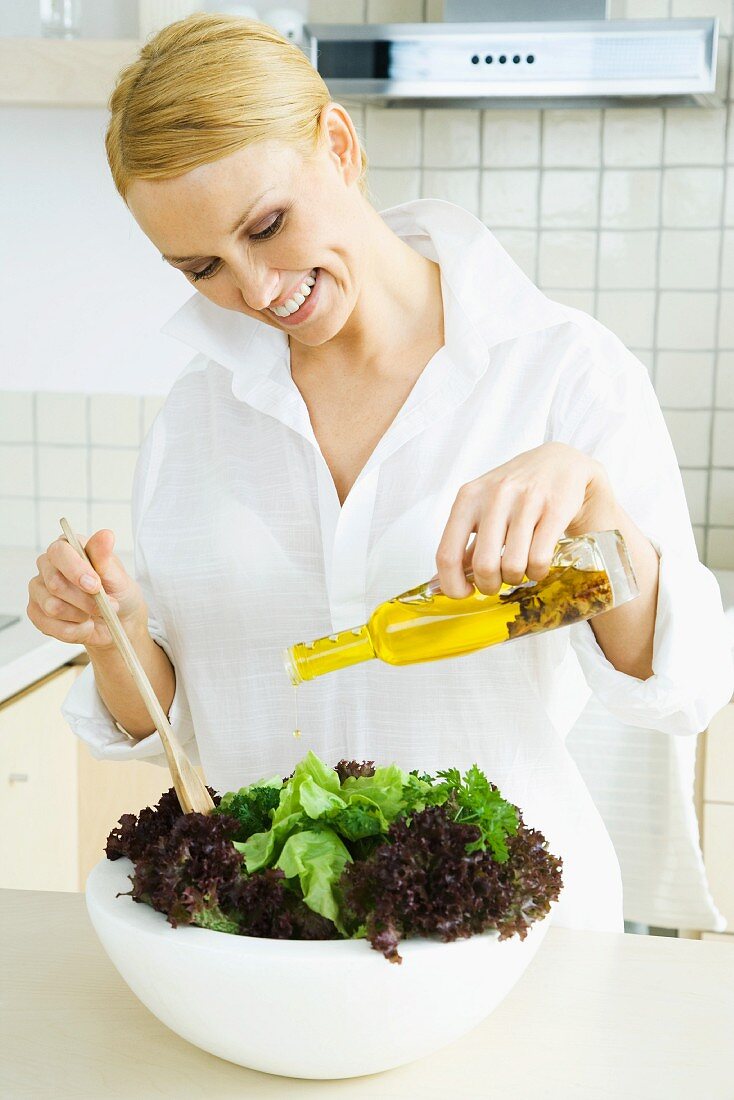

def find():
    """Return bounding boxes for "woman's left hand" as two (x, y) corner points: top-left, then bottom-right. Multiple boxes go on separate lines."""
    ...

(435, 442), (620, 597)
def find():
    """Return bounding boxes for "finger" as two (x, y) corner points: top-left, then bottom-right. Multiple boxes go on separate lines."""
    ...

(427, 541), (474, 587)
(30, 575), (119, 622)
(26, 597), (97, 643)
(45, 535), (102, 595)
(37, 595), (90, 624)
(29, 575), (87, 622)
(526, 508), (568, 581)
(468, 513), (508, 595)
(435, 487), (478, 598)
(36, 557), (100, 615)
(74, 529), (117, 583)
(500, 502), (541, 587)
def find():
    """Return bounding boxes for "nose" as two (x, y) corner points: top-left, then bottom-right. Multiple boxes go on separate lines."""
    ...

(232, 264), (279, 312)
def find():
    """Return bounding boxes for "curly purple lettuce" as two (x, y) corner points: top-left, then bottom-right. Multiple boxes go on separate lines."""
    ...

(106, 788), (337, 940)
(340, 801), (563, 963)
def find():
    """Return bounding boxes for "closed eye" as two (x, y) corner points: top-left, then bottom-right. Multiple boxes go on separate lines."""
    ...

(188, 213), (286, 283)
(252, 212), (284, 241)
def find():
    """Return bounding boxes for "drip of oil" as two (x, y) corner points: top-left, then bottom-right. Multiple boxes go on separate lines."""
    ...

(292, 684), (301, 738)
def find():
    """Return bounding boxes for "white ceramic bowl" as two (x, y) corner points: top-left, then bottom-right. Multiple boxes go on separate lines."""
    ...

(86, 856), (554, 1080)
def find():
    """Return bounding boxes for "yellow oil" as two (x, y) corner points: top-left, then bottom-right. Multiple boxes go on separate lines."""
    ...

(286, 564), (613, 684)
(293, 685), (301, 738)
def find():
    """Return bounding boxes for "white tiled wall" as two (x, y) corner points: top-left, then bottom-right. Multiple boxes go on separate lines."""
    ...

(1, 0), (733, 567)
(0, 393), (165, 554)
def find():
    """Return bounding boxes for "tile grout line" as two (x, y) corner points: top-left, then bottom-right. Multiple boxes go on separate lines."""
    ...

(705, 67), (733, 564)
(362, 164), (728, 173)
(31, 393), (40, 554)
(478, 106), (484, 224)
(535, 110), (543, 284)
(85, 393), (92, 544)
(2, 440), (148, 451)
(593, 109), (603, 323)
(651, 109), (665, 397)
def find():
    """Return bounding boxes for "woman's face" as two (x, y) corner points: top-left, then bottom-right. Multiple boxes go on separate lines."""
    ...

(127, 104), (367, 348)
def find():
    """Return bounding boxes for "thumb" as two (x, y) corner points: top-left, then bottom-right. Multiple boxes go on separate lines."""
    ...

(81, 529), (129, 596)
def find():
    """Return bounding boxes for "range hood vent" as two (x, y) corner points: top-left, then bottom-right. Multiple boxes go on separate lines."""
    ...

(302, 17), (719, 109)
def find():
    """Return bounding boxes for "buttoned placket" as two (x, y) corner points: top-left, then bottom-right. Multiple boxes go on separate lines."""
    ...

(157, 201), (550, 635)
(227, 272), (492, 634)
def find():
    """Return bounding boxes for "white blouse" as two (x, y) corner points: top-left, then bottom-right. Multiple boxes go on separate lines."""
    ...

(61, 198), (734, 934)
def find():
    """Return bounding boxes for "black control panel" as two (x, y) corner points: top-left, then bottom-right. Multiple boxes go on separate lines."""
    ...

(316, 40), (393, 80)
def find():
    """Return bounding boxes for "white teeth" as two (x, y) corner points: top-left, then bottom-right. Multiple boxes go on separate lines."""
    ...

(269, 269), (318, 318)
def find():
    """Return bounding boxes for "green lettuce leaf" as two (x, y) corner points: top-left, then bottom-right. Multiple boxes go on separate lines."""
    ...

(298, 775), (347, 819)
(275, 828), (353, 931)
(340, 763), (409, 821)
(238, 810), (308, 872)
(272, 749), (342, 824)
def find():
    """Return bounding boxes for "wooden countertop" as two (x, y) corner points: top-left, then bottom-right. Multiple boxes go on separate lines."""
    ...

(2, 888), (733, 1099)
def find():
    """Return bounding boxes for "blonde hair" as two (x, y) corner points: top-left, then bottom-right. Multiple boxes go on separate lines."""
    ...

(105, 12), (369, 202)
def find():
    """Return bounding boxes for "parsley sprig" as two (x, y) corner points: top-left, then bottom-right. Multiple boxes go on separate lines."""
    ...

(434, 765), (519, 861)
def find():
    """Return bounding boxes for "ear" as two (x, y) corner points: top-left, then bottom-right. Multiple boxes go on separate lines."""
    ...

(319, 102), (362, 187)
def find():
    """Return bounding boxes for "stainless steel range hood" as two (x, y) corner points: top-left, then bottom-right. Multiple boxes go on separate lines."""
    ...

(302, 8), (719, 110)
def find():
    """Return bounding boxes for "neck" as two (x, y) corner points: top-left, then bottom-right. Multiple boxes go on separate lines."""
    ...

(293, 199), (444, 381)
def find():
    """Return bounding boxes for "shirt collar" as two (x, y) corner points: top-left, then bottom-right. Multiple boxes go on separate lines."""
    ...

(159, 197), (568, 395)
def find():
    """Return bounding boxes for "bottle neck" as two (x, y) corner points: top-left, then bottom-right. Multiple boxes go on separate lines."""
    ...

(284, 624), (375, 685)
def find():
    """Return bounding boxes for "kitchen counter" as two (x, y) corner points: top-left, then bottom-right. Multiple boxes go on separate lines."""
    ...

(2, 887), (732, 1099)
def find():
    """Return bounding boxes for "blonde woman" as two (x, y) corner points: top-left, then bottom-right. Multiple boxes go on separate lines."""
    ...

(29, 15), (732, 932)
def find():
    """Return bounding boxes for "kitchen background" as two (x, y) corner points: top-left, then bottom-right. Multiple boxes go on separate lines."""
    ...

(2, 0), (734, 566)
(0, 1), (733, 942)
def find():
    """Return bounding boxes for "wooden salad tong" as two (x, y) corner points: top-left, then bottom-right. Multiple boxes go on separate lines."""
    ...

(59, 517), (214, 815)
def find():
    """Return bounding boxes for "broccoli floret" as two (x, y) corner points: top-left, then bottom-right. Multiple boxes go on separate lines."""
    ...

(213, 785), (282, 843)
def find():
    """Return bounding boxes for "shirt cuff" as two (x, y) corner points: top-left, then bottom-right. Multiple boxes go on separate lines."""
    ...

(60, 629), (199, 766)
(569, 539), (734, 737)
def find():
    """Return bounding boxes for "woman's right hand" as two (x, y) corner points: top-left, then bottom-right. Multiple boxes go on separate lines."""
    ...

(27, 529), (147, 650)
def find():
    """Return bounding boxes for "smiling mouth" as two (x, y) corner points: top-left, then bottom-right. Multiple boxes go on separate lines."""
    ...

(267, 269), (318, 319)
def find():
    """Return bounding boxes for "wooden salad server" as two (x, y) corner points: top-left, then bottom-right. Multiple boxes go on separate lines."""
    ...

(59, 518), (215, 815)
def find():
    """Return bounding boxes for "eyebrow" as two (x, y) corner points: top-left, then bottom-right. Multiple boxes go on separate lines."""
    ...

(161, 186), (278, 264)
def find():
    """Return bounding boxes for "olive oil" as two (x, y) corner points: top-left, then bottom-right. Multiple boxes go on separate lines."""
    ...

(292, 685), (301, 738)
(284, 530), (638, 685)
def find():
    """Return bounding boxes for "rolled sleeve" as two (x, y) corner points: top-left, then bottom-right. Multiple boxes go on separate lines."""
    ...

(60, 624), (199, 766)
(569, 538), (734, 736)
(552, 324), (734, 736)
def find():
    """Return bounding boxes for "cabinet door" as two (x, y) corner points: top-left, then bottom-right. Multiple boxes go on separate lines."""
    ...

(704, 704), (734, 803)
(0, 665), (82, 891)
(77, 741), (207, 890)
(703, 803), (734, 927)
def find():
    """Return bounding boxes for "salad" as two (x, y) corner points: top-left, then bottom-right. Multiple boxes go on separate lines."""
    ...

(106, 749), (563, 964)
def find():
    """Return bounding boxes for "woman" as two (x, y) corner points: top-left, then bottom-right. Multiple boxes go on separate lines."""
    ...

(30, 15), (732, 932)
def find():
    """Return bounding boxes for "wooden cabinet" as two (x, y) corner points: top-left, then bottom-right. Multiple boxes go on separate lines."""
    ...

(700, 702), (734, 943)
(0, 666), (80, 891)
(0, 660), (205, 893)
(0, 3), (201, 107)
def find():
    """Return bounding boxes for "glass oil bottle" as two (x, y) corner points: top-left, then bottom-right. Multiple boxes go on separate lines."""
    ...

(283, 530), (638, 685)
